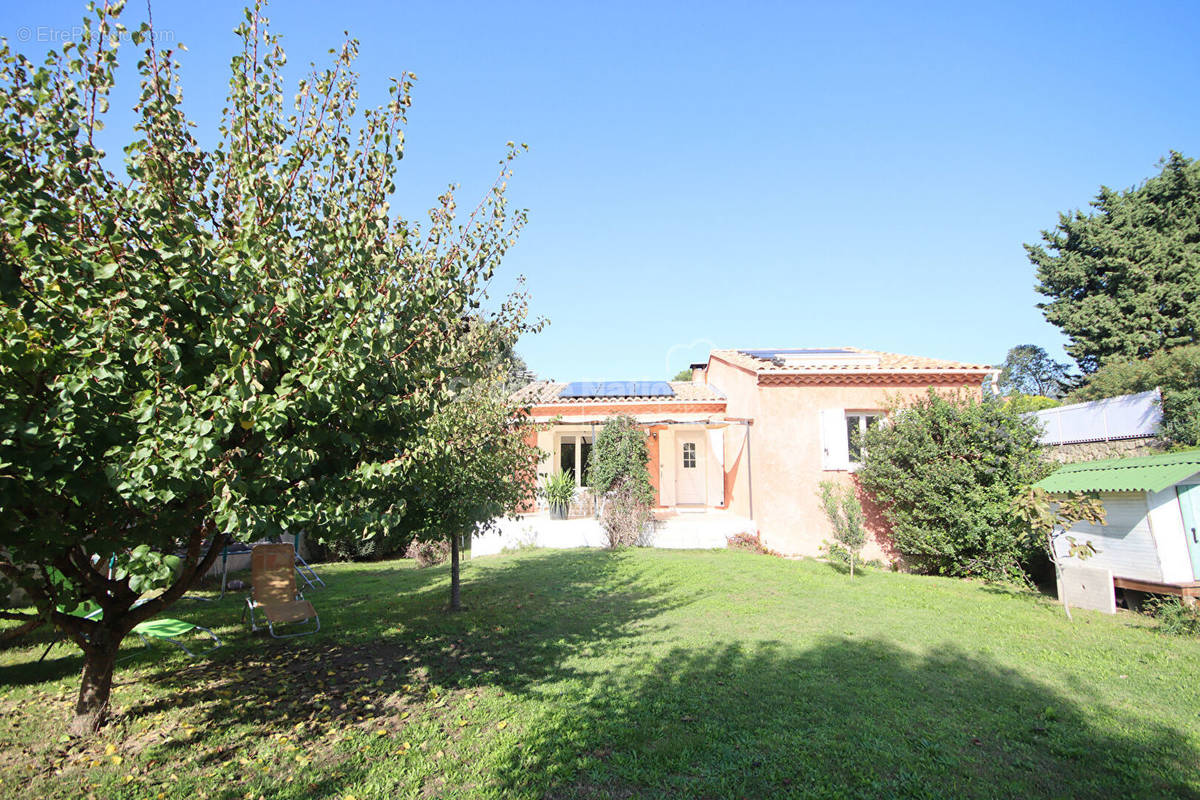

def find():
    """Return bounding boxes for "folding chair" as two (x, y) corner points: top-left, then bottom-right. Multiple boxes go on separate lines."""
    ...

(129, 617), (221, 658)
(39, 600), (220, 662)
(243, 543), (320, 638)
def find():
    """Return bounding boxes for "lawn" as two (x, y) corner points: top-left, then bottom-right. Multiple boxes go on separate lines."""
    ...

(2, 548), (1199, 799)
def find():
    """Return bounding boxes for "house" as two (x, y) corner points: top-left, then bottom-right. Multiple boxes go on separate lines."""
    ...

(1034, 450), (1200, 605)
(1024, 389), (1165, 463)
(512, 346), (994, 560)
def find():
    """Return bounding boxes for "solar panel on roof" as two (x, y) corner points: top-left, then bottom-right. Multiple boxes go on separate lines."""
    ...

(558, 381), (676, 398)
(740, 348), (853, 360)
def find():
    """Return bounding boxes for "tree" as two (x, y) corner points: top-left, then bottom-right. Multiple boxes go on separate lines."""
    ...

(1028, 152), (1200, 373)
(856, 391), (1049, 582)
(395, 359), (541, 610)
(996, 345), (1073, 398)
(1066, 345), (1200, 447)
(817, 481), (867, 578)
(1011, 488), (1106, 620)
(671, 368), (693, 381)
(0, 4), (530, 734)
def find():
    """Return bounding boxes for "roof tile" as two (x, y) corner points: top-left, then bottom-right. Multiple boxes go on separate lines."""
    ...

(711, 347), (993, 374)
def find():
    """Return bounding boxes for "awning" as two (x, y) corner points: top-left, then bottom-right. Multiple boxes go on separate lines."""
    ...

(1035, 450), (1200, 494)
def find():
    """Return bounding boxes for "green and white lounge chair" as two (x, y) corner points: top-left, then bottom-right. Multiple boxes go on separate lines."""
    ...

(38, 598), (220, 662)
(128, 616), (221, 658)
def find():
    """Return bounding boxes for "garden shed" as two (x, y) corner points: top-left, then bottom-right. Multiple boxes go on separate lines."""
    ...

(1035, 450), (1200, 603)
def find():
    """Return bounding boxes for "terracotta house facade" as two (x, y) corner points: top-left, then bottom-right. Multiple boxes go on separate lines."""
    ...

(514, 347), (994, 560)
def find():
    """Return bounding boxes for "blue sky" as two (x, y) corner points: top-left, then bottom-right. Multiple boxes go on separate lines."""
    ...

(5, 1), (1199, 380)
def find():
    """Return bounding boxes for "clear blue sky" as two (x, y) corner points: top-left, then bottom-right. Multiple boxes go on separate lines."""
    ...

(5, 1), (1199, 380)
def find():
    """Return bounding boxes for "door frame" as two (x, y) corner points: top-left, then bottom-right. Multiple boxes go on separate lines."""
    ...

(1177, 483), (1200, 580)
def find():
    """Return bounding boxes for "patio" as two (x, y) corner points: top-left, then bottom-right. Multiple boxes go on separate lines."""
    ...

(471, 509), (757, 558)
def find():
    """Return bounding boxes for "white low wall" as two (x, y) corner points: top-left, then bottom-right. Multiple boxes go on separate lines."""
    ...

(471, 512), (755, 558)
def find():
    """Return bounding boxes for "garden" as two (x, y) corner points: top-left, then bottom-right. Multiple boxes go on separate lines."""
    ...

(3, 549), (1199, 799)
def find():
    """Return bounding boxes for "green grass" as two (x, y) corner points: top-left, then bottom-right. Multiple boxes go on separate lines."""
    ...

(2, 549), (1199, 799)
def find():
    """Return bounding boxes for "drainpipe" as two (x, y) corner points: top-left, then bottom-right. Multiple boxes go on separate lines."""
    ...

(744, 421), (754, 521)
(590, 421), (597, 519)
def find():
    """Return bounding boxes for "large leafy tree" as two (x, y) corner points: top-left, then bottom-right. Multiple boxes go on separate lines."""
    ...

(1027, 152), (1200, 373)
(996, 344), (1073, 398)
(0, 3), (530, 734)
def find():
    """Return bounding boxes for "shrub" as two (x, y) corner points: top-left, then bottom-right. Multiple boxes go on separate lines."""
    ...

(856, 390), (1049, 582)
(1067, 345), (1200, 447)
(599, 477), (653, 549)
(725, 532), (781, 557)
(818, 481), (867, 577)
(1144, 597), (1200, 637)
(1003, 393), (1062, 414)
(405, 539), (451, 568)
(587, 415), (655, 505)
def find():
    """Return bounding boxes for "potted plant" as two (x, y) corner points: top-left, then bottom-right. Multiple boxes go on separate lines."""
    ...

(540, 471), (576, 520)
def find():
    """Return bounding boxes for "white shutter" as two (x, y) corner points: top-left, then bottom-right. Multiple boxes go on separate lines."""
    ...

(706, 428), (724, 506)
(820, 409), (849, 471)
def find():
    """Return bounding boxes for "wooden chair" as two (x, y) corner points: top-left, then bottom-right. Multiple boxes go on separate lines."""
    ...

(244, 544), (320, 638)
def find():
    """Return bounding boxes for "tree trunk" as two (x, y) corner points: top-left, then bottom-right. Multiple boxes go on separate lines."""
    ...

(69, 632), (121, 736)
(449, 533), (462, 612)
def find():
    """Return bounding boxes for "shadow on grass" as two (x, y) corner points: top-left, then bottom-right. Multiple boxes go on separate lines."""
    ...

(490, 638), (1200, 800)
(102, 549), (697, 797)
(8, 550), (1197, 799)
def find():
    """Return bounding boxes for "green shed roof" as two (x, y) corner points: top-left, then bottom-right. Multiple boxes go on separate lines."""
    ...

(1035, 450), (1200, 494)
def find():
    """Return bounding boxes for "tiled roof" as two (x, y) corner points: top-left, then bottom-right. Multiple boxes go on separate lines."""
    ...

(710, 347), (993, 374)
(513, 380), (727, 405)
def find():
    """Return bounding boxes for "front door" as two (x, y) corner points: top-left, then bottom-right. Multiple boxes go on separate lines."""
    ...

(1178, 484), (1200, 580)
(676, 434), (705, 505)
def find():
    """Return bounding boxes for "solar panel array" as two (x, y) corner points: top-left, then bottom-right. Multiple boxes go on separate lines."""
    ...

(739, 348), (853, 360)
(558, 381), (676, 398)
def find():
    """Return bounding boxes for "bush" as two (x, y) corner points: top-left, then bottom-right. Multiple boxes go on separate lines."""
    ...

(856, 390), (1049, 582)
(405, 539), (451, 568)
(1145, 597), (1200, 637)
(1003, 393), (1062, 414)
(725, 532), (781, 557)
(1067, 345), (1200, 446)
(587, 415), (655, 505)
(599, 478), (653, 549)
(309, 534), (382, 563)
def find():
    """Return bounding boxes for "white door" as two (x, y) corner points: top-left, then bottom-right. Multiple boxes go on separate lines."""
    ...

(675, 433), (705, 504)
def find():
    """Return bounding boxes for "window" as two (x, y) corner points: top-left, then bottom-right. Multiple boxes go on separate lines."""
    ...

(682, 441), (696, 469)
(557, 434), (593, 487)
(560, 438), (576, 480)
(846, 413), (882, 464)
